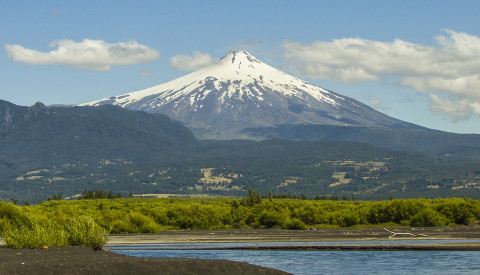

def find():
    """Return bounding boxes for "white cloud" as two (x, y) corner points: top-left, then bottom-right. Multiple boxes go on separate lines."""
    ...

(429, 94), (480, 120)
(282, 29), (480, 119)
(170, 52), (217, 71)
(5, 39), (161, 71)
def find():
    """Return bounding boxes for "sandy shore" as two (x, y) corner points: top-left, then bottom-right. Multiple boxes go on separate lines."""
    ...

(2, 226), (480, 274)
(106, 226), (480, 245)
(2, 226), (479, 246)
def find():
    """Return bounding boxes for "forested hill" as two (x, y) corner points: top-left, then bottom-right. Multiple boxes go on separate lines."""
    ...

(1, 100), (480, 202)
(243, 124), (480, 159)
(0, 100), (197, 168)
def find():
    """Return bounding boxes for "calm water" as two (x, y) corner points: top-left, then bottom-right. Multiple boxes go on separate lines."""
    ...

(108, 240), (480, 275)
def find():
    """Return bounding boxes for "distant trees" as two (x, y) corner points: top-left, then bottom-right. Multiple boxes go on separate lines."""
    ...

(242, 187), (262, 206)
(47, 194), (62, 201)
(79, 189), (122, 200)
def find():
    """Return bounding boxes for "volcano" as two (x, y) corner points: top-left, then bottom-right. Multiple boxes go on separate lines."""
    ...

(82, 50), (418, 139)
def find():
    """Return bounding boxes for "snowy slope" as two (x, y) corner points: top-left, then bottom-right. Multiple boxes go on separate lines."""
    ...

(82, 51), (415, 139)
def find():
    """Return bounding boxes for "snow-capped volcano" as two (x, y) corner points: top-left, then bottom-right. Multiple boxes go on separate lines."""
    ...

(82, 50), (415, 139)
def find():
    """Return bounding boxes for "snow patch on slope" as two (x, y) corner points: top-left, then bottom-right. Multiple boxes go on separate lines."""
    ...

(83, 51), (341, 109)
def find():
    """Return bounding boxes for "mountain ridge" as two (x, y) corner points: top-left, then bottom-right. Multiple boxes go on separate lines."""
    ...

(81, 50), (421, 139)
(0, 100), (197, 165)
(1, 100), (480, 202)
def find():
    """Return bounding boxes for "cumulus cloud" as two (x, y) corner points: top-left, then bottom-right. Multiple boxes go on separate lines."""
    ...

(5, 39), (161, 71)
(170, 52), (217, 71)
(282, 30), (480, 119)
(429, 94), (480, 120)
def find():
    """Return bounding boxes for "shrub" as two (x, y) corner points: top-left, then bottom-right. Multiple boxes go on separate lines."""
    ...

(2, 218), (68, 248)
(128, 212), (162, 233)
(257, 210), (282, 228)
(0, 201), (31, 232)
(436, 199), (476, 225)
(65, 216), (109, 250)
(337, 211), (360, 227)
(283, 218), (306, 230)
(409, 209), (449, 227)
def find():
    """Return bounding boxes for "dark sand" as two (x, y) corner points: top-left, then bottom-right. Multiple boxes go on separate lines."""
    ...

(0, 246), (290, 275)
(2, 226), (480, 274)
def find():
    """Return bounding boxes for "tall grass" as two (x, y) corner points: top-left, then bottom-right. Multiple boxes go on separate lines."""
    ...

(2, 219), (68, 248)
(1, 212), (108, 250)
(65, 216), (109, 250)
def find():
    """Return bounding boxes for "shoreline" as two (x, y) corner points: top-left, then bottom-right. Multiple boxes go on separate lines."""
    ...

(106, 226), (480, 245)
(0, 246), (290, 275)
(2, 227), (480, 274)
(2, 226), (480, 247)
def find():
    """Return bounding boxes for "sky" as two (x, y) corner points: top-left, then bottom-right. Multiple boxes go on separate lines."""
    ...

(1, 0), (480, 134)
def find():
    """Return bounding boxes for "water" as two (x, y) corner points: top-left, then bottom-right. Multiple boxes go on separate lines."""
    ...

(108, 240), (480, 275)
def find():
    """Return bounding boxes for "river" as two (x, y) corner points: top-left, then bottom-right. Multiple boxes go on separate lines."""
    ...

(107, 240), (480, 274)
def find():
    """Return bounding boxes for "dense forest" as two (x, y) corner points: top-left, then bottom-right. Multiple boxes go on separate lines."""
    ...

(1, 100), (480, 202)
(3, 138), (480, 203)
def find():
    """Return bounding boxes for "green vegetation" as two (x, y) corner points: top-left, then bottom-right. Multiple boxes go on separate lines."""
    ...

(1, 197), (479, 248)
(0, 201), (108, 249)
(3, 139), (480, 203)
(2, 101), (480, 203)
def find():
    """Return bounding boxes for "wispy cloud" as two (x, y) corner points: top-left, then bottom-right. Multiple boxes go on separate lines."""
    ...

(369, 98), (383, 108)
(5, 39), (161, 71)
(282, 30), (480, 119)
(139, 69), (153, 77)
(234, 39), (267, 51)
(170, 52), (217, 71)
(51, 10), (59, 18)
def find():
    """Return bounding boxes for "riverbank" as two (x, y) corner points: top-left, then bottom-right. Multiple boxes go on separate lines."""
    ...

(2, 226), (480, 274)
(0, 246), (290, 275)
(107, 226), (480, 244)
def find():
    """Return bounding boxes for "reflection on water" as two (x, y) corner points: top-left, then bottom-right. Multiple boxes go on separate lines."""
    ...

(108, 240), (480, 275)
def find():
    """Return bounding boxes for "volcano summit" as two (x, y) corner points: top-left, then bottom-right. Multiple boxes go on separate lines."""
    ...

(82, 50), (417, 139)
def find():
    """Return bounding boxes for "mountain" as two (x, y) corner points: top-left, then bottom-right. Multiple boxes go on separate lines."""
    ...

(2, 100), (480, 202)
(82, 50), (420, 139)
(243, 124), (480, 158)
(0, 100), (196, 167)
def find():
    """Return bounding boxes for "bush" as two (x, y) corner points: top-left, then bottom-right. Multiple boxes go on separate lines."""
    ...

(65, 216), (109, 250)
(337, 211), (360, 227)
(0, 201), (31, 233)
(436, 199), (476, 225)
(283, 218), (306, 230)
(128, 212), (162, 233)
(2, 218), (68, 248)
(409, 209), (449, 227)
(2, 214), (108, 250)
(257, 210), (282, 228)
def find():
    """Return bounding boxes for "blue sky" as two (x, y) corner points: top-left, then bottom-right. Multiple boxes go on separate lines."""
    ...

(2, 0), (480, 133)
